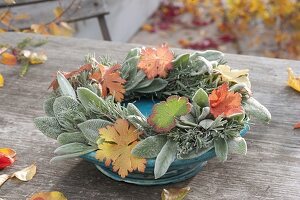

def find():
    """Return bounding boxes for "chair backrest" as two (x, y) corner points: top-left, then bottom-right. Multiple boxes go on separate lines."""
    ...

(0, 0), (108, 30)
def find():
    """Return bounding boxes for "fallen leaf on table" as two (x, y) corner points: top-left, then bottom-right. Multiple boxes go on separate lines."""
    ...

(11, 164), (37, 181)
(209, 83), (243, 118)
(95, 119), (146, 178)
(29, 52), (48, 64)
(0, 153), (15, 169)
(138, 44), (174, 79)
(161, 186), (191, 200)
(294, 122), (300, 129)
(0, 148), (16, 158)
(0, 73), (4, 87)
(0, 174), (10, 187)
(287, 68), (300, 92)
(90, 64), (126, 102)
(0, 52), (17, 65)
(29, 191), (67, 200)
(148, 95), (192, 133)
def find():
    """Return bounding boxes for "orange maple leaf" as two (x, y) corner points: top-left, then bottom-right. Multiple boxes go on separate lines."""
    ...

(48, 64), (92, 90)
(0, 52), (17, 66)
(209, 83), (243, 118)
(90, 64), (126, 102)
(138, 44), (174, 79)
(294, 122), (300, 129)
(95, 119), (147, 178)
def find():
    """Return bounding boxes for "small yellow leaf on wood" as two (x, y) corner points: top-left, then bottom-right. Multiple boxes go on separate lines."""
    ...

(161, 187), (191, 200)
(29, 52), (47, 64)
(0, 174), (10, 187)
(29, 191), (67, 200)
(11, 164), (37, 181)
(0, 52), (17, 65)
(287, 68), (300, 92)
(0, 73), (4, 87)
(0, 148), (16, 157)
(53, 7), (64, 18)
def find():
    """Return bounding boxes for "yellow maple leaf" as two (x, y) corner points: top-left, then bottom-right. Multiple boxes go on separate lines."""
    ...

(288, 67), (300, 92)
(95, 119), (146, 178)
(216, 65), (251, 89)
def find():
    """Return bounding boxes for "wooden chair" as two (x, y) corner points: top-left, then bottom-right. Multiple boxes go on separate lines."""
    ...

(0, 0), (111, 40)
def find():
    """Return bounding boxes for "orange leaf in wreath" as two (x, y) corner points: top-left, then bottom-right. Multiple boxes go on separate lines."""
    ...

(95, 119), (146, 178)
(90, 64), (126, 102)
(138, 44), (174, 79)
(209, 83), (243, 118)
(0, 52), (17, 66)
(48, 64), (92, 90)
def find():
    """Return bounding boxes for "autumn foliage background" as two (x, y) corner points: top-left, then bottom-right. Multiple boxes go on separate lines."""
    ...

(0, 0), (299, 59)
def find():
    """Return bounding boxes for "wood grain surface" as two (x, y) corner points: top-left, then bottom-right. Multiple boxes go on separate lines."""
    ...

(0, 32), (300, 200)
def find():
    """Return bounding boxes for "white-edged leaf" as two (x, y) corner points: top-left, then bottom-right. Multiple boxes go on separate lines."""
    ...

(57, 71), (76, 98)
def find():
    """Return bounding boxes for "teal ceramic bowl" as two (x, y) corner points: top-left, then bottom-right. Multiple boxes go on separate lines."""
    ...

(81, 99), (250, 186)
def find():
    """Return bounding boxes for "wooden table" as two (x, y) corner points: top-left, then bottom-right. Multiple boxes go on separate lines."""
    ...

(0, 32), (300, 200)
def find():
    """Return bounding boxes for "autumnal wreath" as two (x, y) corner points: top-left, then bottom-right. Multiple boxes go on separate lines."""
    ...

(34, 44), (271, 182)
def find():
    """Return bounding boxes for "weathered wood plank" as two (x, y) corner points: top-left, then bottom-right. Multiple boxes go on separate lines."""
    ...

(0, 32), (300, 199)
